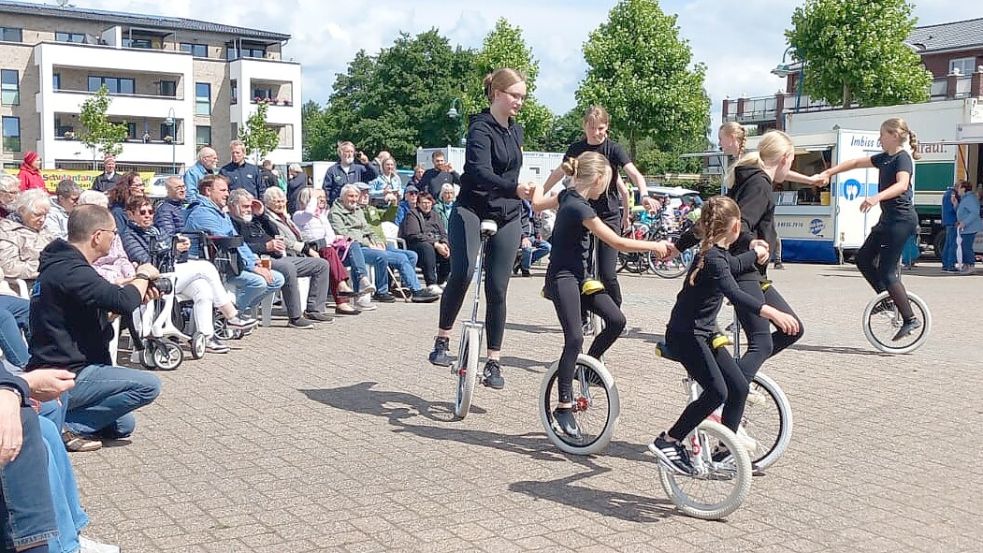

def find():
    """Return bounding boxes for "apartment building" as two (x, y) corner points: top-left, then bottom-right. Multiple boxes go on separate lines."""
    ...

(0, 0), (302, 173)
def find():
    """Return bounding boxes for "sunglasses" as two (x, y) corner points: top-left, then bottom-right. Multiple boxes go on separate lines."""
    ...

(138, 208), (154, 215)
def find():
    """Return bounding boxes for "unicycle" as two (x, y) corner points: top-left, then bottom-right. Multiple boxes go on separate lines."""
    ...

(654, 340), (752, 520)
(861, 269), (931, 354)
(582, 236), (606, 338)
(452, 219), (497, 419)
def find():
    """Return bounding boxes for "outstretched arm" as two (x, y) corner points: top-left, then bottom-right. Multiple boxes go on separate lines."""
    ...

(584, 216), (667, 256)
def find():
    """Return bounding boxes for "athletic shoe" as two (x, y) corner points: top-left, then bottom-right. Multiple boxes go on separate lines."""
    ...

(870, 299), (895, 317)
(226, 316), (259, 331)
(427, 284), (443, 295)
(892, 317), (922, 341)
(372, 292), (397, 303)
(745, 388), (767, 408)
(774, 262), (785, 270)
(411, 289), (440, 303)
(79, 536), (120, 553)
(356, 293), (377, 311)
(206, 337), (230, 354)
(288, 317), (316, 329)
(552, 407), (580, 439)
(482, 359), (505, 390)
(358, 276), (377, 295)
(428, 336), (453, 367)
(304, 311), (335, 323)
(735, 424), (759, 454)
(648, 433), (694, 475)
(62, 430), (102, 452)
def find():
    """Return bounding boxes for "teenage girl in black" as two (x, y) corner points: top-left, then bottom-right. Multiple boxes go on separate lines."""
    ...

(428, 68), (534, 390)
(532, 152), (669, 437)
(819, 117), (922, 340)
(651, 196), (799, 474)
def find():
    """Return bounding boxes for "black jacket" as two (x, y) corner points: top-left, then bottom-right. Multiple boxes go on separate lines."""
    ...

(399, 207), (447, 245)
(220, 161), (267, 200)
(458, 110), (524, 223)
(26, 239), (143, 372)
(519, 201), (545, 239)
(286, 173), (309, 213)
(92, 172), (121, 192)
(260, 168), (279, 194)
(420, 168), (461, 198)
(231, 213), (284, 258)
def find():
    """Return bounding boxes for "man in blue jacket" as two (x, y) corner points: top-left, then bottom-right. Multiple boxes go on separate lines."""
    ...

(183, 146), (219, 205)
(153, 176), (187, 241)
(220, 140), (266, 200)
(322, 141), (378, 204)
(941, 183), (959, 272)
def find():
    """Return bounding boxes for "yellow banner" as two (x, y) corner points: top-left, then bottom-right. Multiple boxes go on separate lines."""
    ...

(39, 170), (155, 193)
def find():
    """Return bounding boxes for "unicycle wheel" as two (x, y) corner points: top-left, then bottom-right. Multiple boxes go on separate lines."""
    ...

(453, 327), (481, 419)
(539, 354), (619, 455)
(742, 372), (792, 471)
(862, 291), (931, 354)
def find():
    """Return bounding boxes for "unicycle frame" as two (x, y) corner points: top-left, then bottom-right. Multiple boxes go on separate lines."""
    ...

(861, 261), (931, 354)
(452, 221), (496, 418)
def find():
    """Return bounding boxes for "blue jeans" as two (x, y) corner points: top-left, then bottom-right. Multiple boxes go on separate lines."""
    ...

(960, 232), (977, 267)
(0, 295), (30, 368)
(46, 364), (161, 439)
(942, 224), (957, 269)
(385, 244), (422, 291)
(360, 247), (391, 292)
(228, 269), (285, 311)
(342, 243), (370, 289)
(39, 417), (88, 553)
(520, 239), (552, 270)
(0, 407), (57, 551)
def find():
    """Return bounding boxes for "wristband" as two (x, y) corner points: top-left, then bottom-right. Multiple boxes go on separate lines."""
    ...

(134, 273), (152, 281)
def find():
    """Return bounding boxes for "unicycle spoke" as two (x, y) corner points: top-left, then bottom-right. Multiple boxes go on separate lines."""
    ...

(864, 293), (931, 353)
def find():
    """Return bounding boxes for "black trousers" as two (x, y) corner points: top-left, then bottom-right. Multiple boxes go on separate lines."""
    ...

(856, 218), (917, 292)
(594, 216), (623, 306)
(732, 279), (804, 382)
(408, 241), (450, 286)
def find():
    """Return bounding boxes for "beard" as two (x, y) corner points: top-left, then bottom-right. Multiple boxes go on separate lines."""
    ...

(235, 213), (253, 223)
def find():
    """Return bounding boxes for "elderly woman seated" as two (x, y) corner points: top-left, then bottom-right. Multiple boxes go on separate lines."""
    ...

(398, 192), (450, 292)
(120, 196), (257, 353)
(0, 188), (57, 283)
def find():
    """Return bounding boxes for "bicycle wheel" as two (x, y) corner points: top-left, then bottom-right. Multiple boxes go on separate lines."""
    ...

(539, 355), (619, 455)
(657, 420), (752, 520)
(453, 327), (481, 419)
(742, 372), (792, 471)
(616, 251), (628, 273)
(862, 291), (932, 354)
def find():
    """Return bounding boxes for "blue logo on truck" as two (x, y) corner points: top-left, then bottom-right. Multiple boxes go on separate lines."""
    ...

(809, 218), (825, 236)
(842, 179), (862, 201)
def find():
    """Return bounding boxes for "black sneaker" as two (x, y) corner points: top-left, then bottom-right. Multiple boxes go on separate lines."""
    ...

(372, 292), (396, 303)
(410, 289), (439, 303)
(774, 261), (785, 270)
(892, 317), (922, 341)
(482, 359), (505, 390)
(304, 311), (335, 322)
(870, 299), (895, 316)
(520, 268), (531, 277)
(648, 432), (694, 475)
(428, 336), (453, 367)
(287, 317), (316, 329)
(552, 407), (580, 439)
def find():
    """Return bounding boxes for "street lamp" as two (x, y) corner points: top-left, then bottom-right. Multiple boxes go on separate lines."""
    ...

(164, 107), (176, 174)
(447, 98), (466, 146)
(771, 46), (804, 113)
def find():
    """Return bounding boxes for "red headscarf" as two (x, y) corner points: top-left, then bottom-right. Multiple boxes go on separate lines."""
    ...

(18, 151), (45, 192)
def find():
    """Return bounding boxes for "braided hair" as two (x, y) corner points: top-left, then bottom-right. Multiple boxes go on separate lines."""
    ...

(688, 196), (741, 286)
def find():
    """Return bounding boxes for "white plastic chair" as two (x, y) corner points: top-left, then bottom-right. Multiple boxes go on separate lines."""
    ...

(381, 222), (406, 249)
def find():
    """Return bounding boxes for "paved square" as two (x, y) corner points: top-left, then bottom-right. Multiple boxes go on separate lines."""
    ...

(69, 263), (982, 552)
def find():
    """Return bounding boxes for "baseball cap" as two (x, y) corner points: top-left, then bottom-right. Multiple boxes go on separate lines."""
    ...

(405, 185), (420, 194)
(356, 183), (371, 191)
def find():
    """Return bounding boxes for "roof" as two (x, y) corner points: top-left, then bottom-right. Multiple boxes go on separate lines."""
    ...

(907, 18), (983, 54)
(0, 0), (290, 43)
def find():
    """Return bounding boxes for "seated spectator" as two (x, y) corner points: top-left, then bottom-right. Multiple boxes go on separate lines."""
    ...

(183, 175), (284, 319)
(420, 150), (461, 198)
(371, 150), (393, 175)
(405, 164), (425, 191)
(153, 176), (187, 241)
(26, 204), (162, 447)
(369, 157), (403, 201)
(394, 186), (419, 226)
(44, 179), (80, 239)
(0, 173), (20, 219)
(399, 192), (449, 292)
(106, 172), (146, 235)
(359, 186), (398, 230)
(436, 183), (456, 230)
(285, 163), (309, 214)
(322, 141), (378, 204)
(515, 200), (551, 277)
(121, 196), (257, 353)
(267, 188), (359, 315)
(76, 191), (136, 285)
(0, 292), (30, 369)
(330, 184), (438, 304)
(17, 151), (45, 192)
(0, 189), (57, 282)
(228, 189), (332, 327)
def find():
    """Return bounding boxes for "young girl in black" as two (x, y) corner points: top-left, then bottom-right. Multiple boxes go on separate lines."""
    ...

(531, 152), (669, 437)
(651, 197), (799, 475)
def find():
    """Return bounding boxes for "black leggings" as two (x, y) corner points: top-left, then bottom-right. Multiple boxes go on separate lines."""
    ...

(594, 217), (623, 306)
(548, 275), (626, 403)
(732, 279), (804, 382)
(408, 241), (450, 286)
(856, 218), (917, 319)
(666, 331), (748, 440)
(438, 205), (522, 350)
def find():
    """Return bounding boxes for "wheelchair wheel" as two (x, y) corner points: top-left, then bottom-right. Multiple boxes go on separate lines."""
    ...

(190, 332), (207, 360)
(539, 354), (619, 455)
(152, 339), (183, 371)
(214, 315), (235, 341)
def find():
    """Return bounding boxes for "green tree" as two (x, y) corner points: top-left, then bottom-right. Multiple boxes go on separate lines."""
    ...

(301, 99), (326, 161)
(239, 101), (280, 161)
(576, 0), (710, 163)
(77, 85), (128, 169)
(786, 0), (931, 107)
(540, 107), (585, 153)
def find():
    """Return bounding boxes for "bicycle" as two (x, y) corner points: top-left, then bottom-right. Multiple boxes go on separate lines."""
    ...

(861, 264), (932, 354)
(654, 338), (753, 520)
(452, 219), (498, 419)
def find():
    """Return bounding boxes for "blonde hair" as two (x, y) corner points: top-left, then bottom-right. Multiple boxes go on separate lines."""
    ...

(880, 118), (922, 160)
(483, 68), (525, 103)
(719, 122), (747, 156)
(689, 196), (741, 285)
(560, 152), (612, 195)
(726, 130), (794, 185)
(582, 105), (610, 128)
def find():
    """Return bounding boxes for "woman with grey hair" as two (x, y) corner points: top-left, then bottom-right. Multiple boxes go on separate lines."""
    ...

(0, 188), (56, 280)
(0, 173), (20, 219)
(435, 183), (456, 230)
(286, 162), (309, 213)
(45, 178), (81, 238)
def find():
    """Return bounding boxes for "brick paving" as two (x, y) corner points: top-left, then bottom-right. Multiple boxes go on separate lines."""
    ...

(68, 263), (982, 552)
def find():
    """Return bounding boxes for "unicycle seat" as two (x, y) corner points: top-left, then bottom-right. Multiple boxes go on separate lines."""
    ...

(480, 219), (498, 237)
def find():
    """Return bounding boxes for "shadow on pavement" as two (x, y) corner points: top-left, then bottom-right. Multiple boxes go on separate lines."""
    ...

(301, 381), (487, 424)
(504, 321), (559, 334)
(789, 343), (892, 357)
(499, 355), (550, 373)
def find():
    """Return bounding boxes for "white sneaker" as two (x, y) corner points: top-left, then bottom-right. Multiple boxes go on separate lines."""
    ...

(735, 424), (759, 454)
(427, 284), (443, 295)
(356, 293), (377, 311)
(79, 536), (120, 553)
(358, 276), (377, 295)
(745, 388), (767, 408)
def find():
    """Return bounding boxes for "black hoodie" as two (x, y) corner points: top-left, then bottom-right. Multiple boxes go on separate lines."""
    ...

(26, 239), (143, 372)
(458, 109), (524, 223)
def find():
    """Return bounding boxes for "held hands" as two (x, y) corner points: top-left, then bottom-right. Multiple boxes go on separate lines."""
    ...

(648, 240), (670, 258)
(663, 242), (680, 260)
(516, 182), (534, 200)
(761, 305), (800, 336)
(749, 239), (770, 265)
(22, 369), (75, 402)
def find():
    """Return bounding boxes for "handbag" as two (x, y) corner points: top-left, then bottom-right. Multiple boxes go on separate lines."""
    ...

(332, 237), (353, 261)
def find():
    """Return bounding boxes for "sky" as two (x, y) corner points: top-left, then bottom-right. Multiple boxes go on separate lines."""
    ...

(38, 0), (983, 135)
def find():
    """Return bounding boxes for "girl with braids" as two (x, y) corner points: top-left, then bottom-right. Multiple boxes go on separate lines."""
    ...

(531, 152), (669, 438)
(651, 196), (799, 475)
(818, 118), (923, 340)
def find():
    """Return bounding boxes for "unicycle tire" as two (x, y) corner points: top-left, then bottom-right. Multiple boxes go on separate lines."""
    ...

(453, 327), (481, 419)
(539, 354), (620, 455)
(862, 291), (931, 354)
(657, 420), (752, 520)
(743, 372), (792, 471)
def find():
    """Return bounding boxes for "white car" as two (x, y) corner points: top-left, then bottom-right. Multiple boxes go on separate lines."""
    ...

(148, 174), (179, 199)
(645, 185), (701, 211)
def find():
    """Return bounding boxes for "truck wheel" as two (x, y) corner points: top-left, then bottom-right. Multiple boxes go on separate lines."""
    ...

(933, 230), (945, 260)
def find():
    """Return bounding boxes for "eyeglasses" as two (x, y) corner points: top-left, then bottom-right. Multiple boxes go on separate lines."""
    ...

(502, 90), (526, 102)
(138, 208), (154, 215)
(96, 228), (118, 237)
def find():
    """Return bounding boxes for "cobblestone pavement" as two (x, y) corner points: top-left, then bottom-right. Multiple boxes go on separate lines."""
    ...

(70, 263), (982, 552)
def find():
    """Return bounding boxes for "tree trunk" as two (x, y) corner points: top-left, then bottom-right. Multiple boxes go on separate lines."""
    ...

(629, 129), (637, 162)
(842, 82), (852, 108)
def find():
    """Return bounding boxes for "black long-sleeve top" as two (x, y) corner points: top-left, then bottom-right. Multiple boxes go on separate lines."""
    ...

(457, 110), (524, 223)
(667, 246), (765, 336)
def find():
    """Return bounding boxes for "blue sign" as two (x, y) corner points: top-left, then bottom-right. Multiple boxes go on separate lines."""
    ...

(809, 218), (825, 236)
(842, 179), (862, 201)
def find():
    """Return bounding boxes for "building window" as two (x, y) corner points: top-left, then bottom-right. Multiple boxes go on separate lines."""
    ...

(0, 70), (18, 106)
(126, 123), (137, 140)
(180, 43), (208, 58)
(159, 80), (177, 97)
(123, 38), (153, 49)
(949, 57), (977, 76)
(252, 87), (273, 102)
(55, 31), (86, 43)
(161, 122), (176, 141)
(2, 117), (20, 153)
(88, 76), (136, 95)
(53, 73), (61, 90)
(230, 79), (238, 105)
(0, 28), (22, 43)
(226, 45), (266, 60)
(196, 125), (211, 146)
(195, 82), (211, 115)
(55, 117), (74, 138)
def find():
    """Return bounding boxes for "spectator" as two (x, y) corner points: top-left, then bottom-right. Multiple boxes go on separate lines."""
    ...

(76, 191), (137, 285)
(515, 200), (551, 277)
(183, 146), (219, 205)
(371, 150), (393, 175)
(395, 186), (419, 226)
(220, 140), (265, 200)
(0, 173), (20, 219)
(26, 204), (161, 446)
(941, 183), (959, 272)
(420, 150), (461, 199)
(399, 192), (449, 292)
(228, 188), (331, 327)
(293, 187), (376, 313)
(359, 186), (398, 231)
(369, 157), (403, 201)
(106, 172), (146, 235)
(435, 183), (456, 230)
(285, 163), (308, 213)
(153, 176), (187, 241)
(322, 141), (378, 204)
(260, 159), (279, 194)
(184, 175), (284, 317)
(0, 189), (57, 281)
(17, 151), (45, 192)
(44, 178), (80, 239)
(956, 181), (981, 273)
(330, 184), (438, 304)
(92, 155), (122, 192)
(405, 164), (426, 191)
(121, 196), (256, 353)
